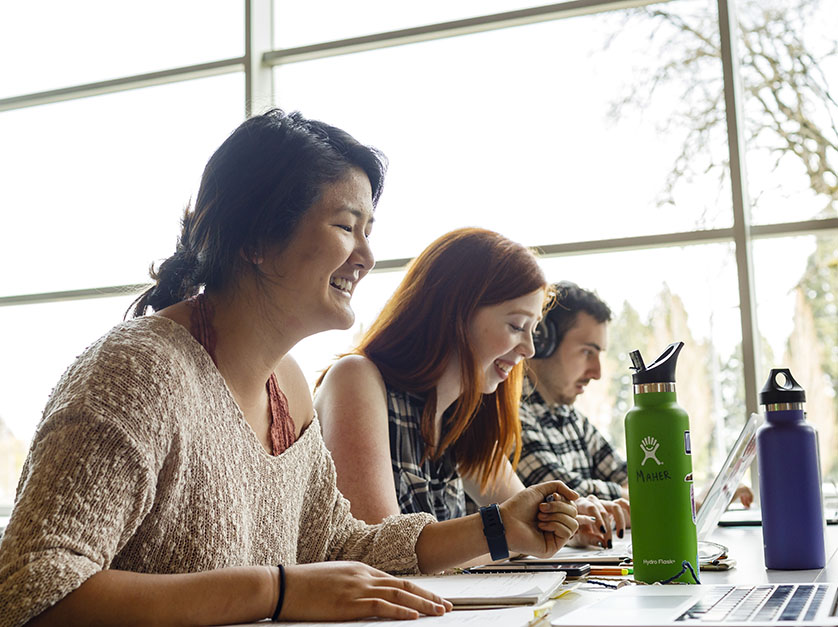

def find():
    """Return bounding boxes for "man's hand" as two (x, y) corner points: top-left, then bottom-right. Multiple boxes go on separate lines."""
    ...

(733, 485), (754, 508)
(696, 483), (754, 511)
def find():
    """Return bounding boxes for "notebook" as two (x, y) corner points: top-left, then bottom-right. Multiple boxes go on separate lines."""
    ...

(399, 571), (566, 608)
(555, 582), (838, 626)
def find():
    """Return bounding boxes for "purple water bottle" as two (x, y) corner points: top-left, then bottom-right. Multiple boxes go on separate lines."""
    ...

(757, 368), (825, 569)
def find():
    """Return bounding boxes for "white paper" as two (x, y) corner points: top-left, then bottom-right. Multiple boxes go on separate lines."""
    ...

(400, 571), (565, 605)
(255, 606), (534, 626)
(516, 540), (632, 564)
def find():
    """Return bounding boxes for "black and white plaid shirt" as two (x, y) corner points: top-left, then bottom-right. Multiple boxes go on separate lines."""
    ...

(387, 385), (465, 521)
(516, 376), (627, 499)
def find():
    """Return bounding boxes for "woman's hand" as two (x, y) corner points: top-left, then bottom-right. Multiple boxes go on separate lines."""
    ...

(572, 495), (631, 547)
(280, 562), (452, 621)
(499, 480), (579, 558)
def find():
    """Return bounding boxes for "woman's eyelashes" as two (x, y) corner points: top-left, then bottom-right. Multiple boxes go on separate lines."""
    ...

(509, 319), (537, 334)
(335, 224), (372, 240)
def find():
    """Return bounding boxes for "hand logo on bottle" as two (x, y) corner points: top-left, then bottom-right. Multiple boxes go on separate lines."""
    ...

(640, 436), (663, 466)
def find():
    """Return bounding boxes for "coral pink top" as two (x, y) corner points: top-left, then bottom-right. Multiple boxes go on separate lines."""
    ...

(189, 294), (296, 455)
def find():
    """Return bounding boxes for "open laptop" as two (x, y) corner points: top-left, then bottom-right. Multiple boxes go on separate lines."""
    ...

(719, 506), (838, 526)
(556, 582), (838, 626)
(693, 412), (762, 540)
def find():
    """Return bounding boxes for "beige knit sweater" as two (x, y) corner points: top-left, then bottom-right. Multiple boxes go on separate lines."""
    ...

(0, 316), (435, 627)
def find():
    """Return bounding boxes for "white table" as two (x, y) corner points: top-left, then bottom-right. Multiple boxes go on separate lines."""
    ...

(546, 522), (838, 624)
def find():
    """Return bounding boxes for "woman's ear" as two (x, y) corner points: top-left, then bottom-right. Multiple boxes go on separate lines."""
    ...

(240, 247), (264, 265)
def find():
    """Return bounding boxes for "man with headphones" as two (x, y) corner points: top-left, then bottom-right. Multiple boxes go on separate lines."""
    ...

(518, 282), (752, 547)
(518, 282), (631, 546)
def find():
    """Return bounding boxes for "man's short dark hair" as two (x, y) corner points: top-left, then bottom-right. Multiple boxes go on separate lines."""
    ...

(545, 281), (612, 348)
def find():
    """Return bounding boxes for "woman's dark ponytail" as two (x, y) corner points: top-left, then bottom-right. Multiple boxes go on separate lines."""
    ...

(130, 208), (202, 317)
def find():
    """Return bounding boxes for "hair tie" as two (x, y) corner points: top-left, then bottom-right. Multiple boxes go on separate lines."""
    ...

(272, 564), (286, 621)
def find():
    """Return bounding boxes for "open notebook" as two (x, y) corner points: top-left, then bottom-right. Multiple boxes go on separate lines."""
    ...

(399, 571), (565, 608)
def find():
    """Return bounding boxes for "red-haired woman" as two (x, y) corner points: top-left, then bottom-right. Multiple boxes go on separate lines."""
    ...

(316, 228), (580, 563)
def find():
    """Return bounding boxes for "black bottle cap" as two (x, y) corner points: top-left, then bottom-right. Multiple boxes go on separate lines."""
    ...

(759, 368), (806, 405)
(629, 341), (684, 384)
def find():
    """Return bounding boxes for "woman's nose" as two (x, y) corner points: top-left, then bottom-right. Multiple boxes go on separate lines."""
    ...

(521, 331), (536, 359)
(354, 235), (375, 272)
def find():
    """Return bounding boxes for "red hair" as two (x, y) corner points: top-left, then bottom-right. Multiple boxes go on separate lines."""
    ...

(353, 228), (547, 490)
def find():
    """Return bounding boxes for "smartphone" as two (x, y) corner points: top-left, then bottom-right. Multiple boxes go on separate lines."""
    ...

(556, 563), (591, 578)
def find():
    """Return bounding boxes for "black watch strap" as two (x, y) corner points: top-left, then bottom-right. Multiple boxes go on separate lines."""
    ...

(479, 503), (509, 561)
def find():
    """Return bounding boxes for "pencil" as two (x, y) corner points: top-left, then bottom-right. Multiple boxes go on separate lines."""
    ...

(588, 567), (632, 576)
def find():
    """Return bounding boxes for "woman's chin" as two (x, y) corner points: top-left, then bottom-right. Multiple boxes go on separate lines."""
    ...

(329, 309), (356, 332)
(481, 380), (501, 394)
(300, 310), (355, 338)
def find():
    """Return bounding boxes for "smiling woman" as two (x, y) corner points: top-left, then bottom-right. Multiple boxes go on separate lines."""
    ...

(314, 228), (580, 565)
(0, 111), (580, 627)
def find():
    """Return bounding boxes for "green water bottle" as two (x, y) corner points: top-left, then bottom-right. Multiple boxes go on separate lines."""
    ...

(625, 341), (698, 584)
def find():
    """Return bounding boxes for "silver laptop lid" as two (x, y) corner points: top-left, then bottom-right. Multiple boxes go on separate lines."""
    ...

(556, 582), (838, 627)
(694, 412), (762, 541)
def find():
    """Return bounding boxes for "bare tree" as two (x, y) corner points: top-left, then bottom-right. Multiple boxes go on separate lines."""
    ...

(609, 0), (838, 215)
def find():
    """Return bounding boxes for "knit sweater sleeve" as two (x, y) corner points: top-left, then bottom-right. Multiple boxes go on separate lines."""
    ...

(0, 408), (159, 627)
(0, 327), (173, 627)
(295, 425), (436, 575)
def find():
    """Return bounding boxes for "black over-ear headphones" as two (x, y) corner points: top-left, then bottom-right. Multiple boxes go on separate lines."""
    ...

(532, 316), (558, 359)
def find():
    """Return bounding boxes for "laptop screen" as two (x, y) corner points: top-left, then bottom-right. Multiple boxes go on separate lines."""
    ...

(694, 412), (762, 540)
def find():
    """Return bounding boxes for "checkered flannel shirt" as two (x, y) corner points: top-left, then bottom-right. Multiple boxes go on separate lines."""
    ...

(387, 385), (466, 521)
(516, 376), (627, 499)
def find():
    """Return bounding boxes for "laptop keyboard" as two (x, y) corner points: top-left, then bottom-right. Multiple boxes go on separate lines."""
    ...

(676, 584), (827, 622)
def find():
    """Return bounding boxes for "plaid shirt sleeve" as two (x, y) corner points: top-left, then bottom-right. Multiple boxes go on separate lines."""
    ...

(516, 395), (627, 500)
(582, 416), (628, 494)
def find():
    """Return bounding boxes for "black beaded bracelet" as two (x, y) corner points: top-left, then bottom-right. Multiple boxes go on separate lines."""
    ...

(272, 564), (286, 622)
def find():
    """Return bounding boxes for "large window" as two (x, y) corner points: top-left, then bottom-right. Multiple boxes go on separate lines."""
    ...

(2, 0), (836, 510)
(275, 10), (730, 260)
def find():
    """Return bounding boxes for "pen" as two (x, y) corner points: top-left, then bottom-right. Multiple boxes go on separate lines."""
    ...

(545, 493), (567, 503)
(588, 567), (632, 576)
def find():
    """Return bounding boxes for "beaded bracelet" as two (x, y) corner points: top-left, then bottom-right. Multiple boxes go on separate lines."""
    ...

(272, 564), (286, 622)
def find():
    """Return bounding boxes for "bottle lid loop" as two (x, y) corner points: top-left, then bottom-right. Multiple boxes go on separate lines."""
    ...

(759, 368), (806, 405)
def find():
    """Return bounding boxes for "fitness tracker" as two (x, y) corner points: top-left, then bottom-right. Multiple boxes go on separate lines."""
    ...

(479, 503), (509, 561)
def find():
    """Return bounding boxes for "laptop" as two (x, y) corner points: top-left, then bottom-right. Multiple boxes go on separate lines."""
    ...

(719, 507), (838, 526)
(556, 582), (838, 626)
(693, 412), (762, 540)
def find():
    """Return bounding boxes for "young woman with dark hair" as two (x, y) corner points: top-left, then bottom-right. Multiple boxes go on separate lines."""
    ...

(0, 112), (577, 627)
(316, 228), (580, 563)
